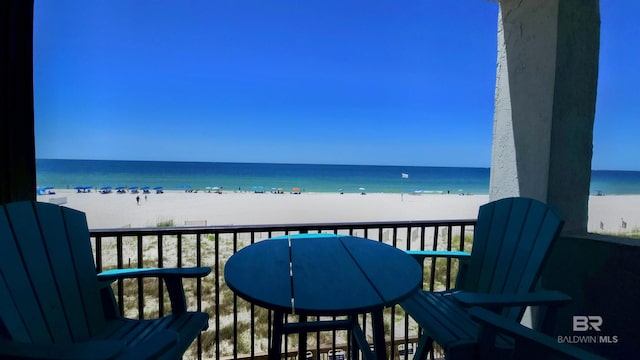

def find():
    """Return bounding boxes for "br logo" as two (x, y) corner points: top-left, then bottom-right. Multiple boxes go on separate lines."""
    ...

(573, 315), (603, 332)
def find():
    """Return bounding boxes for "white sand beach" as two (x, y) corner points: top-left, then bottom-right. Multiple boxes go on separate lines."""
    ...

(38, 190), (639, 235)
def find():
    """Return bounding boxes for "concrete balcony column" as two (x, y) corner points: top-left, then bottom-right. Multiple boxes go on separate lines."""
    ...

(489, 0), (600, 234)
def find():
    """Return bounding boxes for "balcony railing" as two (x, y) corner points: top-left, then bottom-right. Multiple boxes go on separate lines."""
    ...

(90, 219), (476, 360)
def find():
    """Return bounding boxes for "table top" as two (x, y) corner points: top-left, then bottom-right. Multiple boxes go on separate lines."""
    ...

(224, 234), (422, 315)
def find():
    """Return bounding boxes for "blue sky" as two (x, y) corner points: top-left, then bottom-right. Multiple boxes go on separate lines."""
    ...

(33, 1), (639, 170)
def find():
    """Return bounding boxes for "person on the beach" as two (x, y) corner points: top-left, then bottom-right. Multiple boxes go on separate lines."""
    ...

(136, 195), (140, 205)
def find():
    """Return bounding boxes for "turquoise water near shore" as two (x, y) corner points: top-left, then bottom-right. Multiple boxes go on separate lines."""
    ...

(36, 159), (640, 195)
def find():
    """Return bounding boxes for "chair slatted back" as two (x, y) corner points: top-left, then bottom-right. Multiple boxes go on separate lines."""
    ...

(0, 201), (105, 344)
(456, 197), (563, 320)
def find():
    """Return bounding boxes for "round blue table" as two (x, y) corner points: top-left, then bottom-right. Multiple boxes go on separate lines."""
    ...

(224, 234), (422, 360)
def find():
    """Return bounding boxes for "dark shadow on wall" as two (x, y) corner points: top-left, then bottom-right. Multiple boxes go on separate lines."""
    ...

(541, 234), (640, 359)
(1, 0), (36, 204)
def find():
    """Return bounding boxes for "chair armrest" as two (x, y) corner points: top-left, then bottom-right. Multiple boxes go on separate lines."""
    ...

(0, 338), (124, 360)
(97, 267), (211, 281)
(469, 307), (607, 360)
(451, 290), (571, 308)
(405, 250), (470, 262)
(97, 267), (211, 314)
(406, 250), (471, 289)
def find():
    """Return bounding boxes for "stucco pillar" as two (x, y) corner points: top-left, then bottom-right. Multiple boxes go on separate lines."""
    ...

(489, 0), (600, 234)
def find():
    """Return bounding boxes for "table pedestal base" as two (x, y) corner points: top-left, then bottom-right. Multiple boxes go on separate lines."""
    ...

(270, 309), (386, 360)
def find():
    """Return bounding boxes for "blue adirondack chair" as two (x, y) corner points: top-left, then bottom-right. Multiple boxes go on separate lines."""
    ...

(0, 201), (210, 359)
(401, 197), (571, 359)
(469, 307), (606, 360)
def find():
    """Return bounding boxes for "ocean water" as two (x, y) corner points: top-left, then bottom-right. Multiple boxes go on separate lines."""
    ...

(590, 170), (640, 195)
(36, 159), (640, 195)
